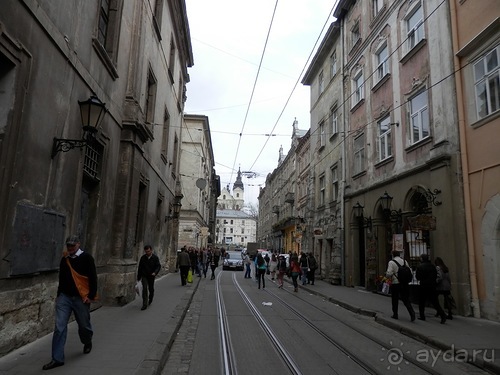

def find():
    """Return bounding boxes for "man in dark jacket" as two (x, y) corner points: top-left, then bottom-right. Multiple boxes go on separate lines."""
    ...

(416, 253), (446, 323)
(43, 235), (97, 370)
(137, 245), (161, 310)
(176, 246), (191, 285)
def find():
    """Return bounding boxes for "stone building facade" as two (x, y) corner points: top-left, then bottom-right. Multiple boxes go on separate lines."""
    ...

(0, 0), (193, 355)
(177, 114), (218, 249)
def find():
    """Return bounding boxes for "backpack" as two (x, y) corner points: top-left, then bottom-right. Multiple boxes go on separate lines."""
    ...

(392, 259), (412, 284)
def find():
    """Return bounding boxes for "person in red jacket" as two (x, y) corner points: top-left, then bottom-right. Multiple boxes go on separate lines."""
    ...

(43, 235), (97, 370)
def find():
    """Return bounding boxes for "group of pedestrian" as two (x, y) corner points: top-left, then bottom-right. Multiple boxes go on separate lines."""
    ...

(386, 250), (454, 324)
(176, 245), (222, 284)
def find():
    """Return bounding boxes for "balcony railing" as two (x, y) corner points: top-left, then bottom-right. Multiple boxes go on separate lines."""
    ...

(285, 192), (294, 203)
(272, 205), (280, 214)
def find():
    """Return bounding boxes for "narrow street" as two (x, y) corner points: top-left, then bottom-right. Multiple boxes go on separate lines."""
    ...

(162, 269), (489, 375)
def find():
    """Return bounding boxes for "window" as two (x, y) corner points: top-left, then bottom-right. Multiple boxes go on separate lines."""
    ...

(353, 134), (365, 175)
(168, 38), (176, 82)
(97, 0), (110, 47)
(319, 175), (325, 206)
(406, 3), (424, 51)
(318, 70), (325, 95)
(352, 69), (364, 107)
(161, 109), (170, 159)
(373, 0), (383, 18)
(330, 51), (337, 77)
(330, 106), (338, 136)
(145, 69), (157, 125)
(409, 90), (429, 144)
(83, 138), (103, 181)
(95, 0), (122, 77)
(153, 0), (164, 35)
(375, 44), (389, 83)
(331, 165), (338, 202)
(319, 121), (326, 148)
(351, 21), (360, 48)
(474, 45), (500, 119)
(378, 116), (392, 161)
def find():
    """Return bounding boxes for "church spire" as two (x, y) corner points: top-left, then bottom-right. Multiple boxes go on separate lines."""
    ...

(233, 167), (244, 191)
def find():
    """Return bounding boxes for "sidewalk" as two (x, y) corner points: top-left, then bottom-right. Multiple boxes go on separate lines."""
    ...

(1, 272), (499, 374)
(297, 278), (500, 374)
(0, 273), (201, 375)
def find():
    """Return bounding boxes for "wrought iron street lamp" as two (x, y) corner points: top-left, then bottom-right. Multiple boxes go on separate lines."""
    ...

(165, 193), (183, 222)
(51, 96), (106, 158)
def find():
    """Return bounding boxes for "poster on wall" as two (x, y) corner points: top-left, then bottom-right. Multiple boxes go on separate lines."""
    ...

(392, 234), (404, 255)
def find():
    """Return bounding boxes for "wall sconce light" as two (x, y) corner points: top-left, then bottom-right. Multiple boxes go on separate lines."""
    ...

(51, 96), (106, 158)
(380, 191), (402, 223)
(165, 193), (183, 222)
(353, 201), (372, 229)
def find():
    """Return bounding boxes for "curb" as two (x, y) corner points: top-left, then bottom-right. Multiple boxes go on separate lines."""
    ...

(299, 283), (500, 374)
(134, 275), (202, 375)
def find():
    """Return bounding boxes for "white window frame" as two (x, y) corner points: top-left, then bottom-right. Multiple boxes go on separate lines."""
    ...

(331, 165), (338, 202)
(353, 134), (365, 175)
(318, 70), (325, 95)
(330, 51), (337, 77)
(351, 21), (360, 49)
(409, 90), (430, 145)
(352, 69), (364, 107)
(319, 175), (326, 206)
(474, 45), (500, 120)
(319, 120), (326, 148)
(373, 0), (383, 18)
(406, 2), (424, 52)
(330, 106), (338, 136)
(378, 116), (392, 161)
(375, 44), (389, 83)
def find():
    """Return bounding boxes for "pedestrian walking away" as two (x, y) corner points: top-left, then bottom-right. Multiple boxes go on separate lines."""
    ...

(416, 253), (447, 324)
(137, 245), (161, 310)
(299, 251), (309, 285)
(307, 252), (317, 285)
(289, 253), (302, 292)
(176, 246), (191, 285)
(42, 235), (98, 370)
(243, 252), (252, 278)
(256, 253), (267, 289)
(268, 253), (278, 280)
(385, 250), (415, 322)
(277, 255), (287, 288)
(435, 256), (455, 320)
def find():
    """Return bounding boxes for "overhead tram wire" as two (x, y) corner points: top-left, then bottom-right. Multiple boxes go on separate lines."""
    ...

(248, 0), (339, 171)
(228, 0), (279, 186)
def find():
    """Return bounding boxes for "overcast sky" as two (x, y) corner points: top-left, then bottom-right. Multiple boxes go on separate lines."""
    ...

(184, 0), (337, 207)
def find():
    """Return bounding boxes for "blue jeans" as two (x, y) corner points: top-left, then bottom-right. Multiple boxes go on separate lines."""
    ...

(51, 293), (92, 363)
(301, 267), (309, 285)
(244, 263), (251, 278)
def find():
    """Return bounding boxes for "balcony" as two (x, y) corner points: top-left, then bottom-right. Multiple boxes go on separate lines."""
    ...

(285, 192), (295, 204)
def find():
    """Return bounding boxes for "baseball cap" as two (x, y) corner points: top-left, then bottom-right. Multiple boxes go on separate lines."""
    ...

(66, 235), (80, 245)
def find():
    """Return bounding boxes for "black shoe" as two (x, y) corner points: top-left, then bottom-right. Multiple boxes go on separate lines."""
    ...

(447, 314), (453, 320)
(83, 342), (92, 354)
(148, 300), (153, 306)
(440, 316), (446, 324)
(43, 360), (64, 370)
(141, 305), (147, 310)
(418, 317), (425, 321)
(391, 315), (398, 320)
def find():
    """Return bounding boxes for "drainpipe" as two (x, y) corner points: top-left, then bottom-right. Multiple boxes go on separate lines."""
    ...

(340, 15), (346, 286)
(449, 0), (480, 318)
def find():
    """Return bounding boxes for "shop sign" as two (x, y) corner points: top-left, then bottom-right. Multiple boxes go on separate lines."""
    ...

(407, 215), (437, 230)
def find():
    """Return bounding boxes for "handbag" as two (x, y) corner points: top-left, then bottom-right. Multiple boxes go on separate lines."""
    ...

(65, 258), (98, 301)
(135, 280), (143, 296)
(187, 269), (193, 283)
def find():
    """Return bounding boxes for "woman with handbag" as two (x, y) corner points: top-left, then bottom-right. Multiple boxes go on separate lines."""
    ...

(289, 253), (302, 292)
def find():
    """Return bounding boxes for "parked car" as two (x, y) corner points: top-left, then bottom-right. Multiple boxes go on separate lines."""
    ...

(222, 251), (244, 271)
